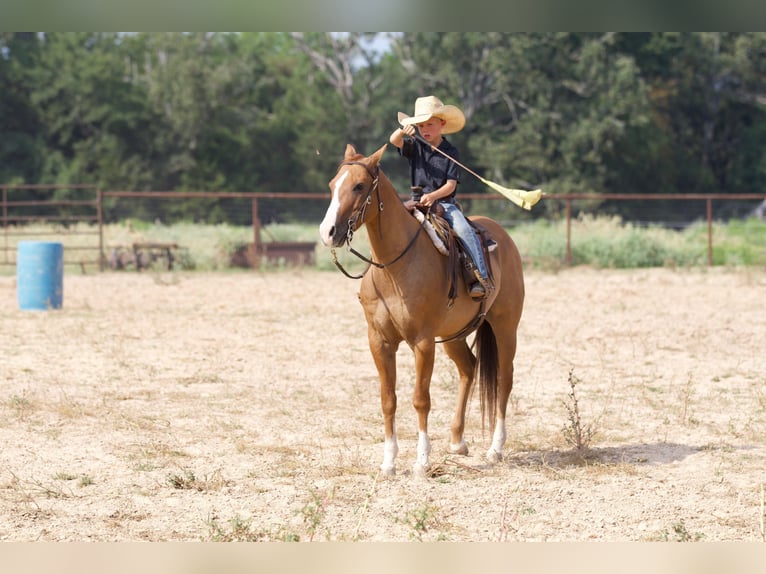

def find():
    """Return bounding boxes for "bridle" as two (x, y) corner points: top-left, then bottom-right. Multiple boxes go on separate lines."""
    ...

(329, 158), (488, 343)
(330, 160), (425, 280)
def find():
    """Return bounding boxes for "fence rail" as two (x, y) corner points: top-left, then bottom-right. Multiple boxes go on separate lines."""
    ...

(1, 186), (765, 270)
(549, 192), (766, 266)
(1, 184), (103, 269)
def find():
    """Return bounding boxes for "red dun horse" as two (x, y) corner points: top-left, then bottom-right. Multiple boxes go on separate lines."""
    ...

(319, 144), (525, 477)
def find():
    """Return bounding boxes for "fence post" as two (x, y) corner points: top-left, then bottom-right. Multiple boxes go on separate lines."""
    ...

(566, 198), (573, 266)
(706, 197), (713, 267)
(252, 197), (261, 268)
(97, 188), (104, 271)
(2, 187), (7, 264)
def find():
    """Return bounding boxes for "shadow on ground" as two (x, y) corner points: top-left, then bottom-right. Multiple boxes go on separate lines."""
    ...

(506, 442), (701, 469)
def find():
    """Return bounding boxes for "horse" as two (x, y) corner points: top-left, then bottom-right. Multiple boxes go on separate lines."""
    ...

(319, 143), (525, 477)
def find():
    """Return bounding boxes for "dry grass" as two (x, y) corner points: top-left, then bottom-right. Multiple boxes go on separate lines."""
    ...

(0, 268), (765, 541)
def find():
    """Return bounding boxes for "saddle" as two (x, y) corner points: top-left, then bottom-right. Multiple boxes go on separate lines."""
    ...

(404, 199), (495, 305)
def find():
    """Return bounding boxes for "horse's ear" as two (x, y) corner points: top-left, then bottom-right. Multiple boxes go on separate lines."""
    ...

(369, 143), (388, 168)
(344, 144), (357, 160)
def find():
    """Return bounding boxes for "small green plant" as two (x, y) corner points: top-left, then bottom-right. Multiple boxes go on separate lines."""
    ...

(651, 519), (705, 542)
(167, 470), (199, 490)
(206, 515), (265, 542)
(9, 394), (35, 419)
(78, 475), (95, 487)
(561, 369), (596, 451)
(54, 472), (78, 481)
(299, 487), (332, 541)
(206, 514), (301, 542)
(167, 468), (227, 491)
(400, 502), (444, 542)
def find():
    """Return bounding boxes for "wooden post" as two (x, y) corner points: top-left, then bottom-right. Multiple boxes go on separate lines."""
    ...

(252, 198), (261, 269)
(2, 187), (7, 264)
(706, 197), (713, 267)
(566, 198), (573, 266)
(97, 188), (104, 271)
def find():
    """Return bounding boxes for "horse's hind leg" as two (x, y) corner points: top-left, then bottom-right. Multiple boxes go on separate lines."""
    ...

(442, 339), (477, 456)
(486, 326), (517, 463)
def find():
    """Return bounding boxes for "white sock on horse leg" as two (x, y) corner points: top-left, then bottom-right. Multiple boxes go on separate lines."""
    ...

(415, 430), (431, 470)
(381, 431), (399, 475)
(487, 417), (506, 462)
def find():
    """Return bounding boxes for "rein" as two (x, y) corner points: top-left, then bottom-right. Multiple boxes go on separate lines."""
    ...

(436, 301), (487, 344)
(330, 160), (425, 280)
(328, 156), (487, 343)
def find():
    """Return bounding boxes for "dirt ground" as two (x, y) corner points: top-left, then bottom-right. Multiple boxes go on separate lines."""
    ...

(0, 266), (764, 542)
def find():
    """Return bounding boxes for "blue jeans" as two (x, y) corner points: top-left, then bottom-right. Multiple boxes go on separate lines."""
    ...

(440, 201), (488, 280)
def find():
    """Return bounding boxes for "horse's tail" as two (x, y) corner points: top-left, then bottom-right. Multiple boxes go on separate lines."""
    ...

(474, 320), (498, 434)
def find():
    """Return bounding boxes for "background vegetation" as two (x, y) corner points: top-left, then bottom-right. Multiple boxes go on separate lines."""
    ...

(123, 217), (766, 270)
(2, 32), (766, 226)
(3, 217), (762, 276)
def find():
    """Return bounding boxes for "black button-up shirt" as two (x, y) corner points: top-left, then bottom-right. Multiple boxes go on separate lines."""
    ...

(400, 137), (461, 201)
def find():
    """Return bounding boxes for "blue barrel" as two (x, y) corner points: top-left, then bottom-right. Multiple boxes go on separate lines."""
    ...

(17, 241), (64, 310)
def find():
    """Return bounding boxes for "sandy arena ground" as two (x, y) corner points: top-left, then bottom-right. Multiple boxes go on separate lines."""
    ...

(0, 266), (764, 542)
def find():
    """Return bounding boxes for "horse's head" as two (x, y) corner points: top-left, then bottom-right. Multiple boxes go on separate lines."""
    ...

(319, 143), (387, 247)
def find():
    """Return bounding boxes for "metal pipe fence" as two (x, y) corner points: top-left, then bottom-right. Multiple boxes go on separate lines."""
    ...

(2, 187), (765, 271)
(1, 184), (102, 270)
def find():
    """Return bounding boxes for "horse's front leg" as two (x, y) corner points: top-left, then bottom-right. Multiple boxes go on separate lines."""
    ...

(412, 338), (436, 478)
(368, 328), (400, 476)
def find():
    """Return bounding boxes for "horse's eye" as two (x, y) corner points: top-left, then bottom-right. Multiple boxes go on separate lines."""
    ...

(353, 182), (366, 193)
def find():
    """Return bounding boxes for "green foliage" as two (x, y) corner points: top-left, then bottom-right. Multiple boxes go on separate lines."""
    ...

(710, 218), (766, 265)
(1, 216), (762, 276)
(102, 216), (764, 271)
(4, 32), (766, 226)
(510, 215), (714, 269)
(569, 216), (701, 268)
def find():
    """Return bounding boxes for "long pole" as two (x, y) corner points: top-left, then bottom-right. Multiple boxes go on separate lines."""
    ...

(409, 133), (542, 211)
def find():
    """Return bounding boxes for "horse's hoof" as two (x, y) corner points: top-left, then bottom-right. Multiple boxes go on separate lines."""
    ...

(380, 465), (396, 477)
(486, 448), (503, 463)
(450, 441), (469, 456)
(412, 463), (431, 478)
(412, 464), (430, 479)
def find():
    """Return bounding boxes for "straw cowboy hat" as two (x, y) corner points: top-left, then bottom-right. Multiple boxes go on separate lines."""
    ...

(397, 95), (466, 134)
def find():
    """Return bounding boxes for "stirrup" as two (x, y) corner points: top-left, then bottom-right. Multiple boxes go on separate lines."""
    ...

(470, 283), (486, 299)
(470, 272), (493, 300)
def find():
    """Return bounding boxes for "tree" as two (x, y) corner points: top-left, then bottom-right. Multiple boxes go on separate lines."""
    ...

(613, 32), (766, 220)
(29, 32), (161, 191)
(390, 33), (650, 220)
(0, 33), (44, 185)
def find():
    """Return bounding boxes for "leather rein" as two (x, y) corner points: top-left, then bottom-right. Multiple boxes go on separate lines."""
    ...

(329, 159), (486, 343)
(330, 160), (425, 280)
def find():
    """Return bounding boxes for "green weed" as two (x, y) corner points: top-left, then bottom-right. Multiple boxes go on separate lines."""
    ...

(398, 502), (446, 542)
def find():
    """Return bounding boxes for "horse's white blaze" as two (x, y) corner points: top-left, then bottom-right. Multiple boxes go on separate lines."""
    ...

(381, 428), (399, 473)
(416, 430), (431, 469)
(490, 416), (506, 455)
(319, 170), (348, 246)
